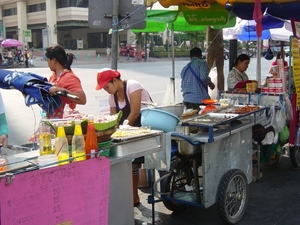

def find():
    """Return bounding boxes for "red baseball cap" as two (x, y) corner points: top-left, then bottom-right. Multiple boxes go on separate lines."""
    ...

(95, 68), (121, 90)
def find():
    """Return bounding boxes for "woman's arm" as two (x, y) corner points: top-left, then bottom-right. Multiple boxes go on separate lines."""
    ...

(0, 113), (8, 147)
(127, 89), (142, 126)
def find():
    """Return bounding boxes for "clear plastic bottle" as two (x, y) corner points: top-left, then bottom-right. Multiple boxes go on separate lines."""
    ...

(55, 121), (69, 165)
(85, 115), (98, 159)
(38, 121), (52, 155)
(296, 124), (300, 147)
(72, 119), (86, 162)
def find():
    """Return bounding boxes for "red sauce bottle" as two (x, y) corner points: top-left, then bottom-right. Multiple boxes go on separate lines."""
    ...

(85, 115), (98, 159)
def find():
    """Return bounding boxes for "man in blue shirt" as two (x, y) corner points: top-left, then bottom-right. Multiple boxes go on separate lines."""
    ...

(180, 47), (215, 111)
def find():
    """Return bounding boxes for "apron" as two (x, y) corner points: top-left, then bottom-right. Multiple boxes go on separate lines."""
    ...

(114, 81), (143, 164)
(113, 80), (142, 127)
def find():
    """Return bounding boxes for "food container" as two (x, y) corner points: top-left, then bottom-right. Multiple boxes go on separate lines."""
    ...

(156, 105), (184, 118)
(219, 99), (229, 107)
(140, 108), (180, 132)
(178, 140), (202, 156)
(0, 158), (7, 171)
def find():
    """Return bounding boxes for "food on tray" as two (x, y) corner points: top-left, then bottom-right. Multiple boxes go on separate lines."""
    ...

(225, 105), (260, 114)
(112, 127), (151, 138)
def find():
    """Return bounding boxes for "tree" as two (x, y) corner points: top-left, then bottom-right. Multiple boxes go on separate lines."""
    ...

(182, 30), (206, 48)
(206, 27), (225, 91)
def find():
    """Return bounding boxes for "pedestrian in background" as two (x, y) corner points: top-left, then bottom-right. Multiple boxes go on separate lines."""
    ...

(126, 47), (130, 60)
(106, 46), (111, 61)
(24, 48), (29, 68)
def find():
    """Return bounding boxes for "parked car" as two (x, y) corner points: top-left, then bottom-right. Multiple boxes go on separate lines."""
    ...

(202, 49), (229, 60)
(119, 45), (145, 58)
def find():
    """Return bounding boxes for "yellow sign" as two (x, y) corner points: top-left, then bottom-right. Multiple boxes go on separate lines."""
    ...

(292, 37), (300, 106)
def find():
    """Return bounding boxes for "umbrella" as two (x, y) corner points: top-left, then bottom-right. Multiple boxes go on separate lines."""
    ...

(224, 16), (293, 41)
(1, 39), (23, 47)
(0, 69), (62, 114)
(133, 3), (236, 102)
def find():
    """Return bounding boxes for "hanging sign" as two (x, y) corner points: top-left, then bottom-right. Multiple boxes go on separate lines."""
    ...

(291, 37), (300, 106)
(180, 2), (229, 25)
(24, 30), (32, 42)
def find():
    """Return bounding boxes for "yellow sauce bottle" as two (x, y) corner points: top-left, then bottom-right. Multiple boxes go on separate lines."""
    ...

(55, 122), (69, 165)
(72, 119), (86, 162)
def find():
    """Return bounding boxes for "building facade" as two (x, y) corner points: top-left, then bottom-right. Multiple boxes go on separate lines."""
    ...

(0, 0), (131, 53)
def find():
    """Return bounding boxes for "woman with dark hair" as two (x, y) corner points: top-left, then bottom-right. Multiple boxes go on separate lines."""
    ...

(46, 44), (86, 118)
(227, 54), (255, 90)
(95, 68), (152, 206)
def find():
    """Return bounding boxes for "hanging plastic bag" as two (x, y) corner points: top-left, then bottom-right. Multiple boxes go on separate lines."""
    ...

(208, 65), (219, 100)
(161, 79), (175, 106)
(275, 101), (286, 133)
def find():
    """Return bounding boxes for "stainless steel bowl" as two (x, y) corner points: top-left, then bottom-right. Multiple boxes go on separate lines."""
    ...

(178, 140), (202, 156)
(157, 105), (184, 118)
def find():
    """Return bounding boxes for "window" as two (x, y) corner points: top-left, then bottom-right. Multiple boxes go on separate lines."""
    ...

(87, 32), (109, 48)
(27, 3), (46, 13)
(3, 8), (17, 16)
(56, 0), (88, 8)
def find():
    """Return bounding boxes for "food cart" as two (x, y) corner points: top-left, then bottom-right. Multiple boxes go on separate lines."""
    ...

(140, 105), (268, 224)
(0, 126), (164, 225)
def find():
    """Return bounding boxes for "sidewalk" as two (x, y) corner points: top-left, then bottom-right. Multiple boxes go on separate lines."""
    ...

(134, 156), (300, 225)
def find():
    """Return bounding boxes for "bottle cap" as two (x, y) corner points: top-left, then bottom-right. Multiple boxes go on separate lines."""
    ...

(87, 115), (94, 120)
(75, 119), (81, 125)
(58, 121), (64, 126)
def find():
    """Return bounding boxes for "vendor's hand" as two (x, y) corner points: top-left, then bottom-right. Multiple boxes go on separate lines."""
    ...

(49, 86), (58, 95)
(0, 134), (8, 148)
(209, 82), (215, 90)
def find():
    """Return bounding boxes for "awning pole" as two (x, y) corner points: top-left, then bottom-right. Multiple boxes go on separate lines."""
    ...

(256, 37), (261, 87)
(171, 23), (175, 103)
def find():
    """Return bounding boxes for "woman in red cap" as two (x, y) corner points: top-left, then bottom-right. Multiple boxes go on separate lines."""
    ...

(95, 68), (152, 206)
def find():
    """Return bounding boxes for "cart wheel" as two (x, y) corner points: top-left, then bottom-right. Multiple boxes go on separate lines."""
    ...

(160, 158), (189, 212)
(290, 146), (300, 167)
(217, 169), (249, 224)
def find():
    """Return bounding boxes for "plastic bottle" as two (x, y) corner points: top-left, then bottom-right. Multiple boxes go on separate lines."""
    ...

(296, 124), (300, 147)
(38, 121), (52, 155)
(85, 115), (98, 159)
(72, 119), (86, 162)
(55, 121), (69, 165)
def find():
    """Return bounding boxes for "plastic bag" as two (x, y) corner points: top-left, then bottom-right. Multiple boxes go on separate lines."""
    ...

(161, 80), (175, 106)
(208, 66), (219, 100)
(275, 101), (286, 133)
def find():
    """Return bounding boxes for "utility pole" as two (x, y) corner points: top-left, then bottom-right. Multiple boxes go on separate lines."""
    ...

(111, 0), (119, 70)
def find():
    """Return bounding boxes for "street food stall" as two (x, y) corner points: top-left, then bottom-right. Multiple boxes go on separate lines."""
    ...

(0, 126), (164, 225)
(140, 104), (268, 224)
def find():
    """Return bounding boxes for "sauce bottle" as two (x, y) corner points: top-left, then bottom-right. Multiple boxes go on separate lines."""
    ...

(55, 121), (69, 165)
(38, 121), (52, 155)
(85, 115), (98, 159)
(72, 119), (86, 161)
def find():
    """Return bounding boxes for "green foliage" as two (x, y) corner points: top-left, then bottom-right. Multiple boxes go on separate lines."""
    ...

(182, 30), (206, 47)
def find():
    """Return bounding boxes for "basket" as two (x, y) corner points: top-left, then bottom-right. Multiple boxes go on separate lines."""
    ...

(48, 111), (121, 136)
(98, 139), (113, 157)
